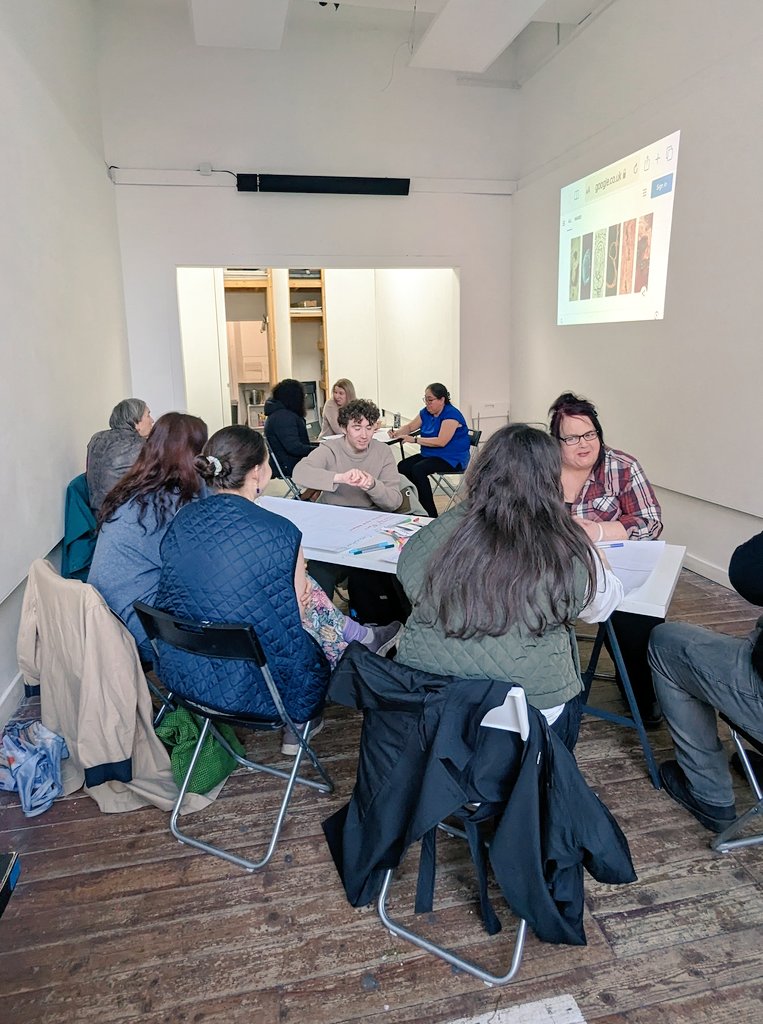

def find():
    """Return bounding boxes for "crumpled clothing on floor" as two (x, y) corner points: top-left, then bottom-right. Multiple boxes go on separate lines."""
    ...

(0, 721), (69, 817)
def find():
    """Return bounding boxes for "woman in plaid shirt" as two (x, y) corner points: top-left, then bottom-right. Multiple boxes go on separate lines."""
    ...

(549, 392), (664, 726)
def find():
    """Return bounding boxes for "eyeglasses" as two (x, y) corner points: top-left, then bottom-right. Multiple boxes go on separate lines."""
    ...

(560, 430), (599, 446)
(423, 396), (439, 404)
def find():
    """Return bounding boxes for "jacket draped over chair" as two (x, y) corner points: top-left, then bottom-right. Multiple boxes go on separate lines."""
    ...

(323, 644), (636, 946)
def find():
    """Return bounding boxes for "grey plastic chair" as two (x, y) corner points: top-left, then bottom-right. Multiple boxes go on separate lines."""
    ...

(134, 601), (333, 872)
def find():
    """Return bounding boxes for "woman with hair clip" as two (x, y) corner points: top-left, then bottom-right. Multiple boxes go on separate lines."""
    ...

(155, 426), (402, 755)
(394, 423), (623, 750)
(88, 412), (209, 662)
(318, 378), (357, 438)
(390, 382), (470, 518)
(548, 391), (663, 726)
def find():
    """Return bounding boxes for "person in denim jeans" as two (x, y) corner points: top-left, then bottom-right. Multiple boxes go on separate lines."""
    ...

(648, 531), (763, 833)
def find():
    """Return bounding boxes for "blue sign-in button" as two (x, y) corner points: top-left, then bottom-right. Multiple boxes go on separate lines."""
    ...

(651, 173), (673, 198)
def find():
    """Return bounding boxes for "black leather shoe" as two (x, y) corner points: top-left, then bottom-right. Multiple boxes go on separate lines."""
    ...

(637, 700), (663, 729)
(659, 760), (736, 833)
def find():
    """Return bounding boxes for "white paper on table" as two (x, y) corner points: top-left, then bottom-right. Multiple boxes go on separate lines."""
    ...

(257, 496), (407, 553)
(597, 539), (665, 595)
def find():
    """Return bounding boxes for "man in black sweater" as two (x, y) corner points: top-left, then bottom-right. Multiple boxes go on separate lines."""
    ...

(648, 532), (763, 832)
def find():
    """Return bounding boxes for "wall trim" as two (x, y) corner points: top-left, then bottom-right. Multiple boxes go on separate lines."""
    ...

(0, 672), (24, 732)
(684, 553), (731, 590)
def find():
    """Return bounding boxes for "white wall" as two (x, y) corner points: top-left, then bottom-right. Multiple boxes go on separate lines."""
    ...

(96, 0), (515, 434)
(176, 267), (228, 435)
(0, 2), (129, 717)
(324, 268), (460, 423)
(375, 269), (460, 422)
(510, 0), (763, 577)
(324, 270), (379, 404)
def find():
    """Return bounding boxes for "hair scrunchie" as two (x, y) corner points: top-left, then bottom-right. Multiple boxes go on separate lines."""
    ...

(206, 455), (222, 477)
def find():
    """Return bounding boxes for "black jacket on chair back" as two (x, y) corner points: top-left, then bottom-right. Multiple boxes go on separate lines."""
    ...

(323, 644), (636, 945)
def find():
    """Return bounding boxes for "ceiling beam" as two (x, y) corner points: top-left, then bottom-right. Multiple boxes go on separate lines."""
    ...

(410, 0), (549, 73)
(189, 0), (289, 50)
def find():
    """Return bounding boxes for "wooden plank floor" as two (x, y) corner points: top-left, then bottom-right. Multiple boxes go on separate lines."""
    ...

(1, 568), (762, 1024)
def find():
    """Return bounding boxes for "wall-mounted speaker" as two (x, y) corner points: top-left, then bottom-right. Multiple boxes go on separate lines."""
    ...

(236, 173), (410, 196)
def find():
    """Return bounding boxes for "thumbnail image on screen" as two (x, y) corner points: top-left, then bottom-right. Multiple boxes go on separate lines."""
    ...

(557, 130), (680, 325)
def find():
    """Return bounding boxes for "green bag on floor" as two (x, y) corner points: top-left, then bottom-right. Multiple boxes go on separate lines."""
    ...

(155, 707), (246, 795)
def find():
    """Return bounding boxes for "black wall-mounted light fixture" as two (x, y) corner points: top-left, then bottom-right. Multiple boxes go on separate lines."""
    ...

(236, 173), (410, 196)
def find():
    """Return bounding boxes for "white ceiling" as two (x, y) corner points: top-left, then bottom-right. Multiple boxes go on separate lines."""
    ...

(188, 0), (595, 74)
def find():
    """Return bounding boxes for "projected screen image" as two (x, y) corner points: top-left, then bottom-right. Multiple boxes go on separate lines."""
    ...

(558, 130), (680, 325)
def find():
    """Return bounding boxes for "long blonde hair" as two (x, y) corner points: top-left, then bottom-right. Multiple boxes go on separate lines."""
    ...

(332, 378), (356, 403)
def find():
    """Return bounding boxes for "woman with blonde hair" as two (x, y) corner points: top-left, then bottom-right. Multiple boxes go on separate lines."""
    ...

(319, 378), (357, 438)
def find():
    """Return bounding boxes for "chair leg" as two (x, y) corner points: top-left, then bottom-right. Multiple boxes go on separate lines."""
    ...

(169, 717), (333, 872)
(377, 868), (527, 986)
(711, 730), (763, 853)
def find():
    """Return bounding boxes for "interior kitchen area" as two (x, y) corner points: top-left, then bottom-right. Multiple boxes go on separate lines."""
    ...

(176, 266), (466, 438)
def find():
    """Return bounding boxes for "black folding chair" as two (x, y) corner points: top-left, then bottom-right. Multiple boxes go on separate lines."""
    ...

(264, 435), (302, 499)
(712, 714), (763, 853)
(134, 602), (333, 872)
(430, 428), (482, 512)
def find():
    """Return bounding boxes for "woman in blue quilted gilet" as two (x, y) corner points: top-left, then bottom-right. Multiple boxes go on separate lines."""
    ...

(155, 426), (401, 755)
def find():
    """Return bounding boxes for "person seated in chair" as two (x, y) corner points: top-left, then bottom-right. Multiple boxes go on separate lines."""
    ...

(88, 412), (209, 663)
(86, 397), (154, 511)
(263, 379), (317, 478)
(292, 399), (402, 600)
(395, 424), (624, 752)
(549, 390), (664, 727)
(389, 383), (470, 519)
(156, 426), (402, 755)
(318, 377), (356, 439)
(648, 531), (763, 833)
(292, 398), (401, 512)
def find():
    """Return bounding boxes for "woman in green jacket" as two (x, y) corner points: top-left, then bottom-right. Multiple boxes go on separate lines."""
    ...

(395, 423), (623, 750)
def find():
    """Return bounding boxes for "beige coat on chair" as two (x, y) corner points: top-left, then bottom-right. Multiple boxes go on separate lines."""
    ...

(16, 559), (213, 815)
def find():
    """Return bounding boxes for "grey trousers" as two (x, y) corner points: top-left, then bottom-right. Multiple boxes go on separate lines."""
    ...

(648, 622), (763, 806)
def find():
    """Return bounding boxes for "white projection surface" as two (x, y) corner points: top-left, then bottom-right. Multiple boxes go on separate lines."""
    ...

(557, 131), (680, 325)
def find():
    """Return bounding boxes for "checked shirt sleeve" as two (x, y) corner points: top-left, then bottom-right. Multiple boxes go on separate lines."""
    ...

(614, 453), (663, 540)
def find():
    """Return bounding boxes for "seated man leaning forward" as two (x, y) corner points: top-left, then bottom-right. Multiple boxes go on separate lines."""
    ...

(648, 531), (763, 834)
(292, 398), (401, 512)
(291, 398), (402, 600)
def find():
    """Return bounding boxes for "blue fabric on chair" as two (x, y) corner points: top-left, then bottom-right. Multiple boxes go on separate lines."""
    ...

(155, 493), (330, 722)
(61, 474), (97, 582)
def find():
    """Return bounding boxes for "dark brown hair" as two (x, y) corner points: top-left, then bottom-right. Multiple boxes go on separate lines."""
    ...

(422, 423), (599, 638)
(338, 398), (380, 428)
(195, 425), (268, 491)
(426, 383), (450, 403)
(99, 412), (208, 528)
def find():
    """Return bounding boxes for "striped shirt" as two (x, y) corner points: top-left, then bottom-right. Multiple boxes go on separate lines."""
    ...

(569, 447), (663, 541)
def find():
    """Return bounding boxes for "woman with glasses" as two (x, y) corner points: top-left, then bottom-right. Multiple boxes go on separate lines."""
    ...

(389, 383), (470, 518)
(394, 423), (623, 751)
(549, 391), (663, 725)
